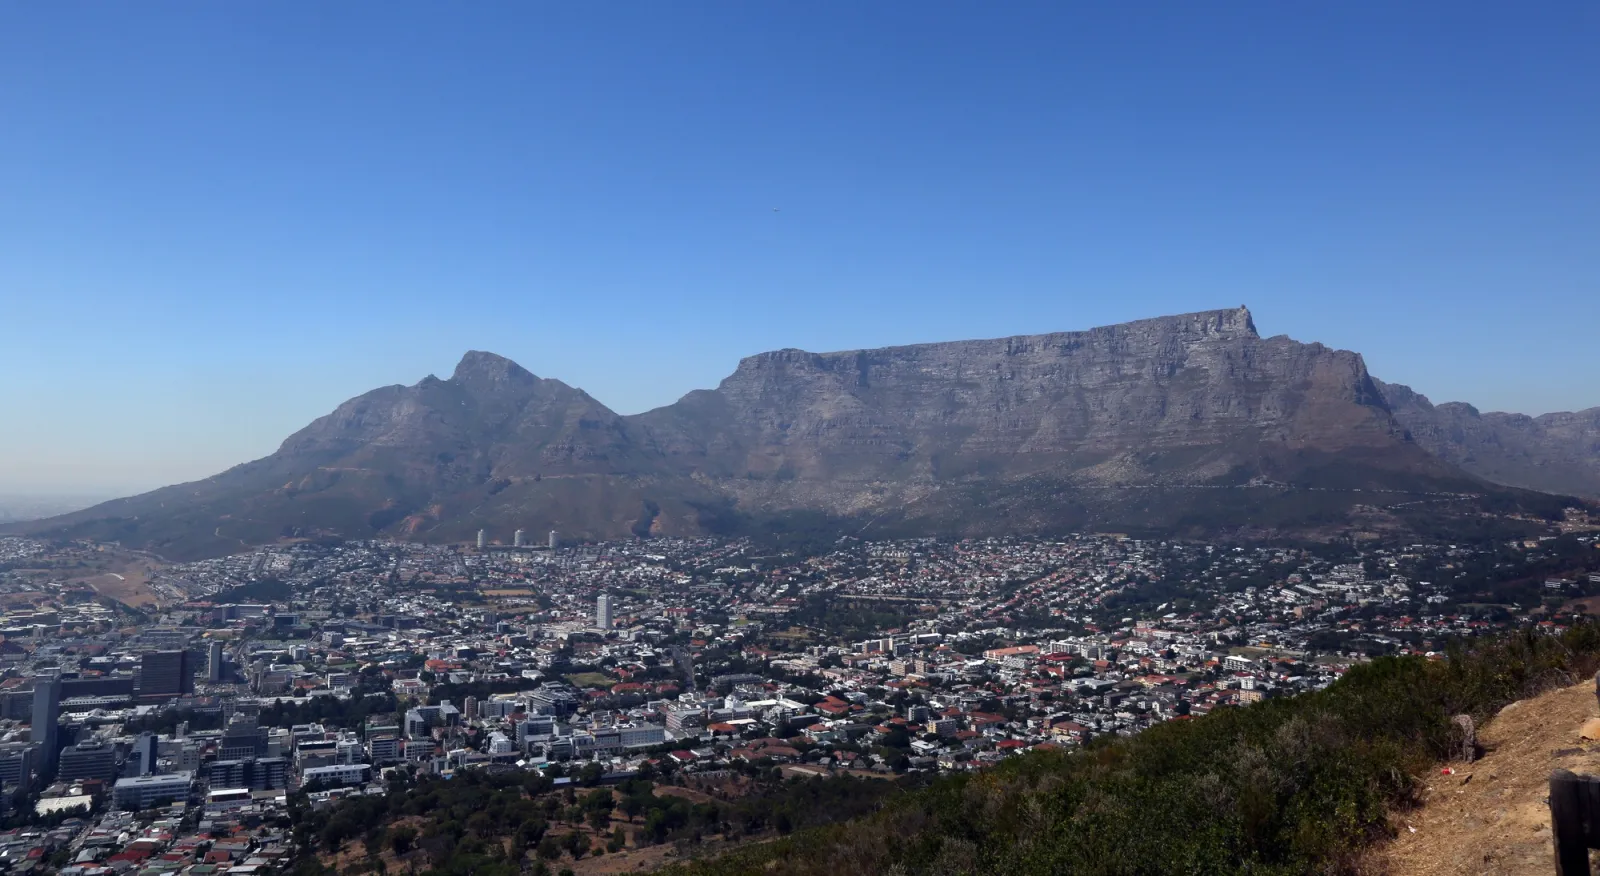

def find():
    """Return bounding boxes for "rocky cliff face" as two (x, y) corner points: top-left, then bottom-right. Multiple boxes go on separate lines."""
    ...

(635, 307), (1458, 517)
(12, 308), (1577, 558)
(1376, 380), (1600, 498)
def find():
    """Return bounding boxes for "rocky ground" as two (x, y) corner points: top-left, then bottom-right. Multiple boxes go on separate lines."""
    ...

(1372, 678), (1600, 875)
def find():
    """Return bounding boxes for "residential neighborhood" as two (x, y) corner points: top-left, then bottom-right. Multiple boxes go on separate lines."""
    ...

(0, 526), (1595, 871)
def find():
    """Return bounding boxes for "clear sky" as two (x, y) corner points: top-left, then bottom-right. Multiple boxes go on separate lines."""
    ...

(1, 2), (1596, 496)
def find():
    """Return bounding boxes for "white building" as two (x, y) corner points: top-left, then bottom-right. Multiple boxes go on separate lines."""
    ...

(302, 763), (371, 788)
(596, 594), (613, 630)
(112, 771), (193, 811)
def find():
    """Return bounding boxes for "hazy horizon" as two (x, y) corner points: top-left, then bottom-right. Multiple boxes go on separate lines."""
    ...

(2, 3), (1596, 496)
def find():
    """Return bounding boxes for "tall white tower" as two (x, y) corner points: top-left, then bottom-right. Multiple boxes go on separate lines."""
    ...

(596, 594), (612, 630)
(513, 529), (525, 547)
(476, 529), (487, 550)
(548, 530), (558, 550)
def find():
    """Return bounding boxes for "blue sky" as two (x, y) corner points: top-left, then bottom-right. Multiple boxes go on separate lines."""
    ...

(1, 2), (1596, 494)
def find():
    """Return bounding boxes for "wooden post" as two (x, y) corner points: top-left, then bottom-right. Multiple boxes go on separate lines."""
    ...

(1551, 769), (1591, 876)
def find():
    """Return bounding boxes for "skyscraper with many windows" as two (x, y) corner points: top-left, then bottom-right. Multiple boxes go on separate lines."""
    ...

(139, 651), (194, 702)
(31, 674), (60, 779)
(596, 594), (613, 630)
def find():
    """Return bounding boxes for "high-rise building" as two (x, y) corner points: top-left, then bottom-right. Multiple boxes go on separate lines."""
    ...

(58, 739), (118, 782)
(30, 675), (61, 778)
(0, 742), (35, 788)
(548, 530), (558, 550)
(595, 594), (613, 630)
(513, 529), (525, 547)
(132, 732), (158, 776)
(219, 714), (267, 761)
(476, 529), (487, 550)
(138, 651), (194, 702)
(208, 640), (225, 683)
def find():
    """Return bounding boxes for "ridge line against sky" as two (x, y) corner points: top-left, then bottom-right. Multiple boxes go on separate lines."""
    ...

(1, 1), (1596, 494)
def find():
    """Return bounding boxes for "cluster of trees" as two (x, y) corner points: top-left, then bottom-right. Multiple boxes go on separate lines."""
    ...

(786, 594), (925, 640)
(288, 760), (902, 876)
(123, 707), (226, 735)
(258, 692), (398, 730)
(665, 622), (1600, 875)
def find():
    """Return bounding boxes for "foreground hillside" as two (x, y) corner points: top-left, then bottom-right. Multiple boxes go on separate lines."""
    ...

(654, 626), (1600, 876)
(1370, 677), (1598, 875)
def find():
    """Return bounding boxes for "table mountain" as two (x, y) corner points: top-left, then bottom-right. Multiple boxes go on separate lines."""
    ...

(11, 307), (1578, 558)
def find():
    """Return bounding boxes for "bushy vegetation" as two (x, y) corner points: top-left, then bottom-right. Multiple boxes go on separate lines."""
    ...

(668, 622), (1600, 875)
(287, 763), (903, 876)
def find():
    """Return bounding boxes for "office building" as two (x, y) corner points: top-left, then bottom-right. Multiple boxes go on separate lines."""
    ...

(513, 529), (525, 547)
(619, 725), (667, 749)
(208, 640), (225, 683)
(112, 772), (192, 811)
(132, 733), (158, 776)
(138, 651), (194, 702)
(476, 529), (487, 550)
(206, 757), (287, 790)
(0, 743), (35, 788)
(61, 676), (136, 699)
(596, 594), (613, 630)
(31, 674), (61, 778)
(301, 763), (371, 788)
(58, 739), (118, 783)
(219, 715), (267, 761)
(548, 530), (558, 550)
(367, 735), (401, 764)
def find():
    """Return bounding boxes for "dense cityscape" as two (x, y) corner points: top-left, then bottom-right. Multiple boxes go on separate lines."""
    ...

(0, 521), (1595, 873)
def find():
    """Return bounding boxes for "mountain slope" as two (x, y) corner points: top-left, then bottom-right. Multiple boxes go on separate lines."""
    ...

(10, 308), (1578, 558)
(15, 352), (721, 558)
(1377, 379), (1600, 498)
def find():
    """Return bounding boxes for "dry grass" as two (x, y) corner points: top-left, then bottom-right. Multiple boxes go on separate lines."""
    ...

(654, 785), (716, 805)
(1368, 678), (1600, 875)
(569, 841), (683, 874)
(77, 566), (162, 608)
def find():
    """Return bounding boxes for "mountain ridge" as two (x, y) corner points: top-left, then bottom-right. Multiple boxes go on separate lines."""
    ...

(1375, 378), (1600, 498)
(9, 307), (1590, 558)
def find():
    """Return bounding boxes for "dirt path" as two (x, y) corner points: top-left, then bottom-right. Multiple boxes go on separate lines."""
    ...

(1372, 678), (1600, 875)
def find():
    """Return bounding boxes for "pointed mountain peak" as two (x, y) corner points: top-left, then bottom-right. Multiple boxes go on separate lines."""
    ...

(451, 351), (538, 389)
(1233, 305), (1258, 337)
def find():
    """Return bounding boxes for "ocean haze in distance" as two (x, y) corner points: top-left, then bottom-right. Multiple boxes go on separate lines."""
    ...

(0, 494), (115, 523)
(0, 3), (1595, 497)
